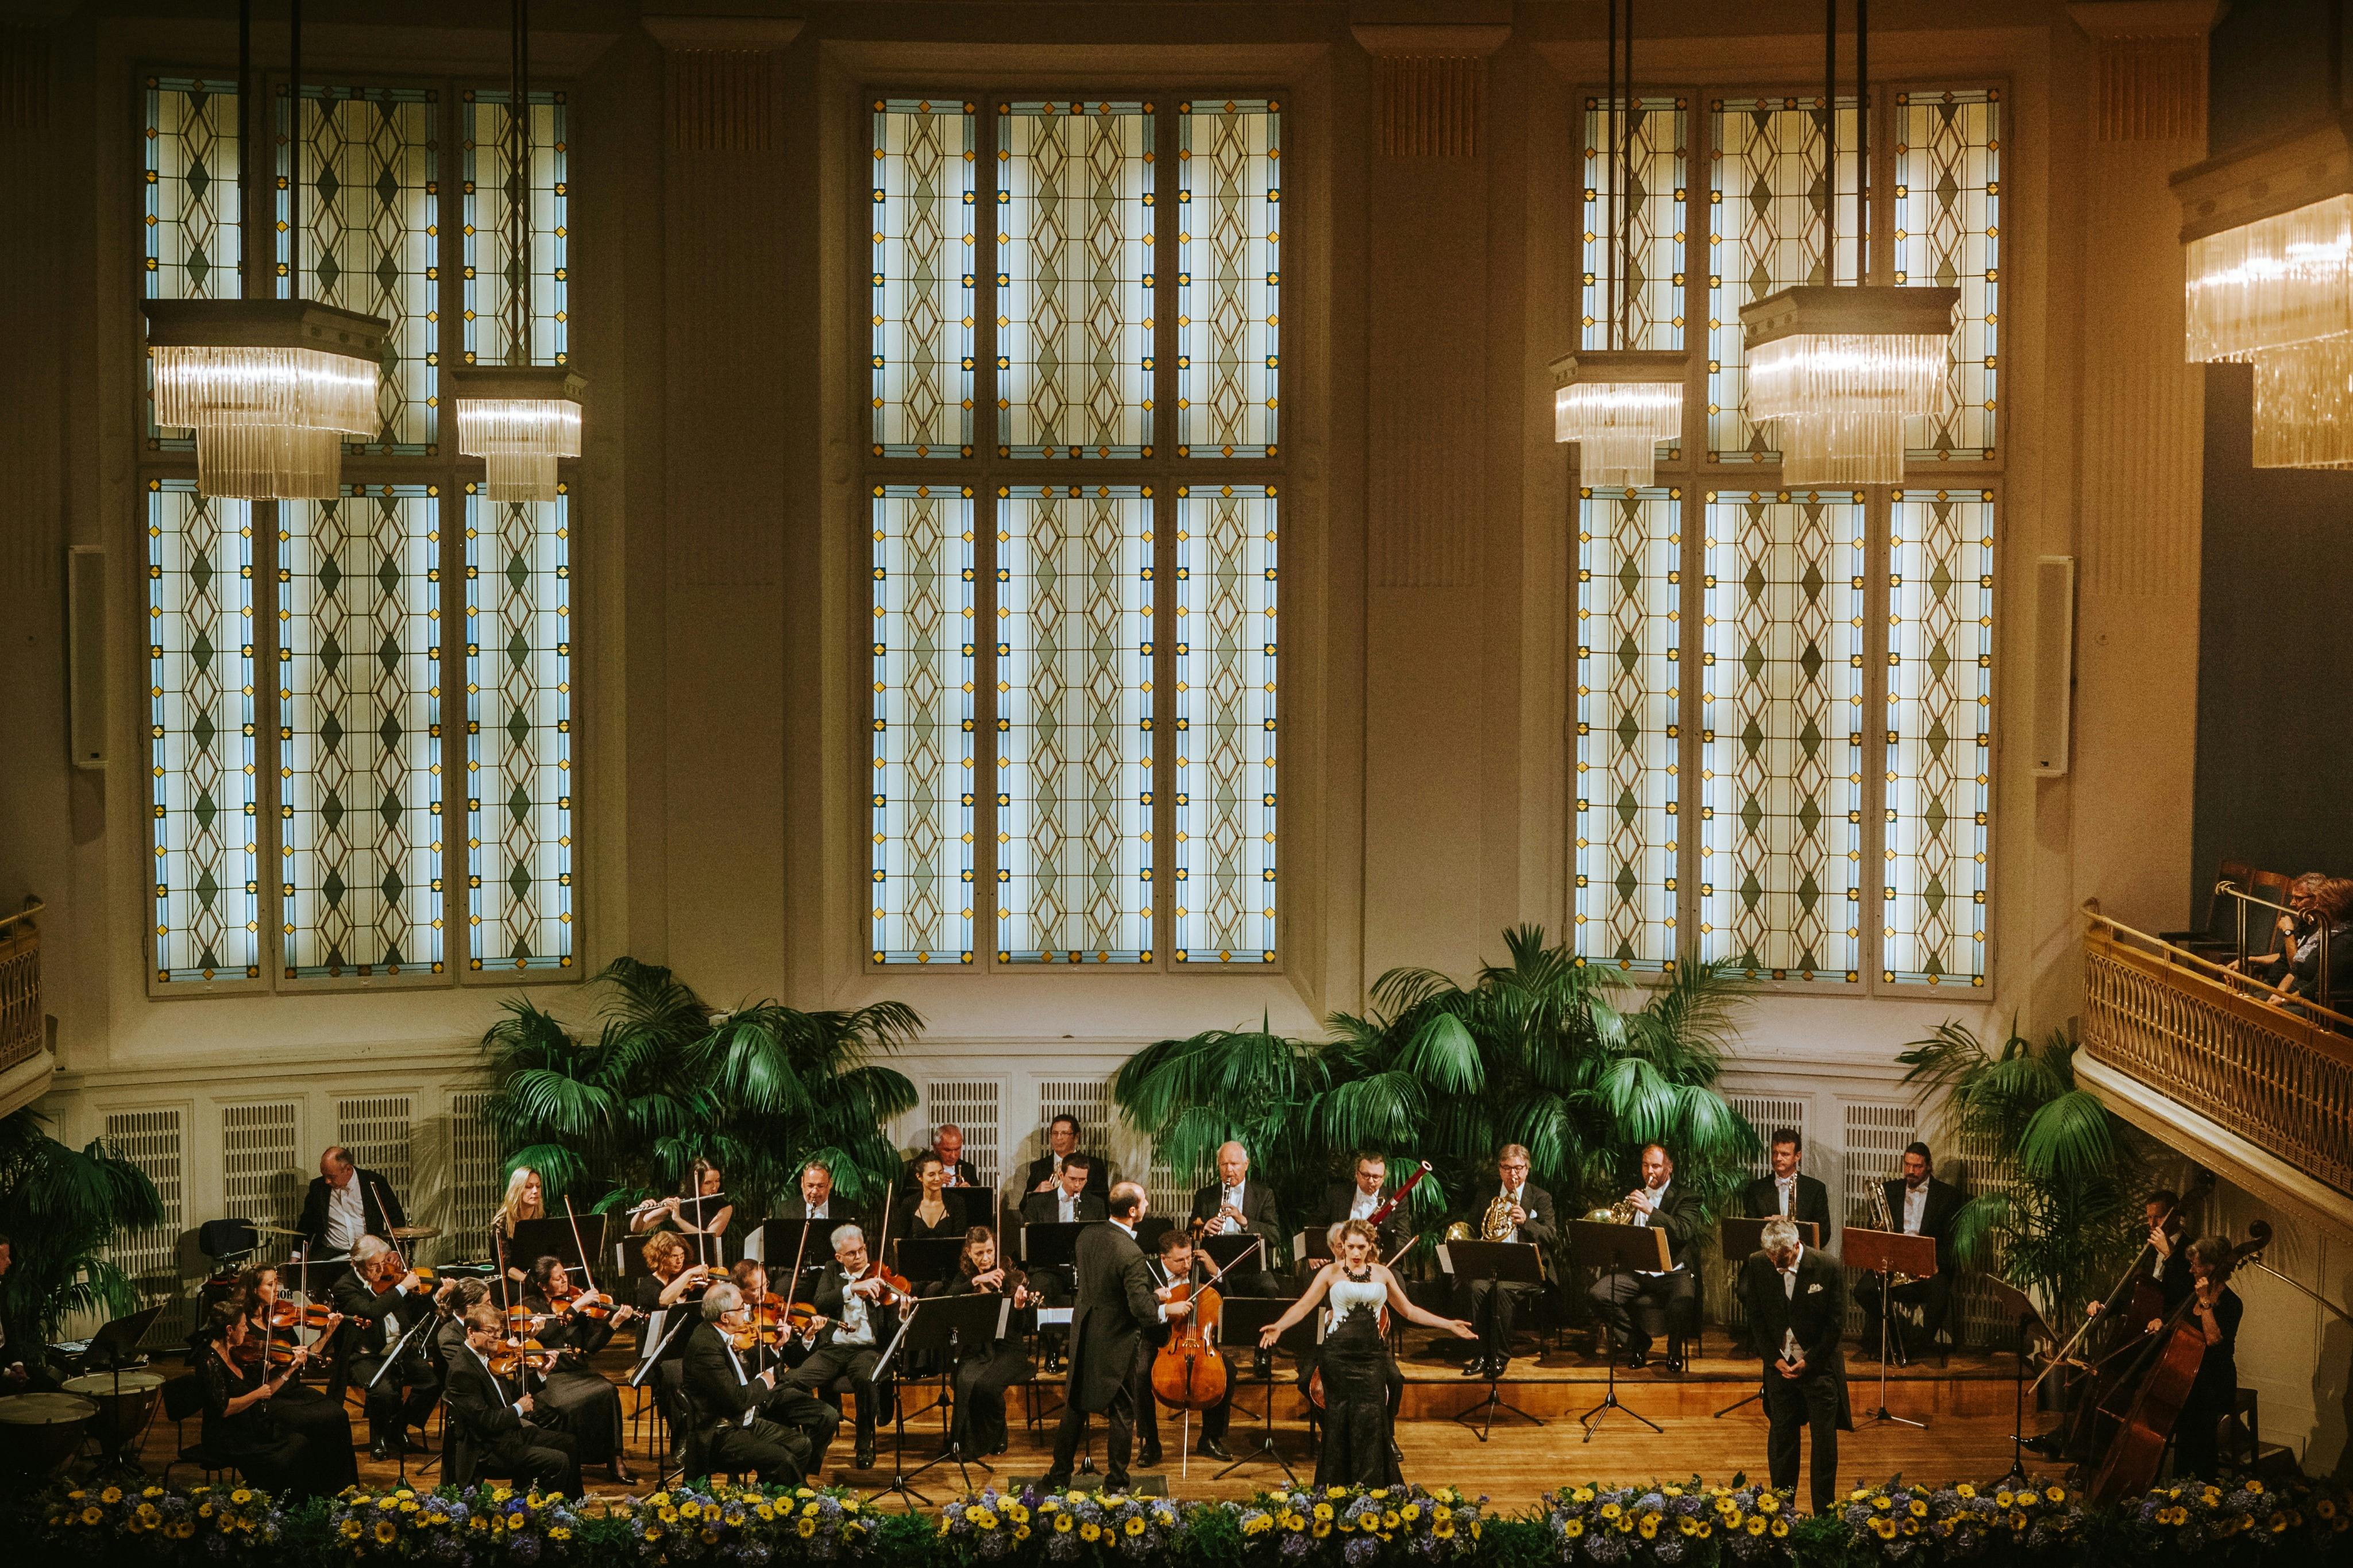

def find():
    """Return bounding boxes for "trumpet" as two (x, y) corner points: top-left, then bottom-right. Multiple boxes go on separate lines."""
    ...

(1870, 1180), (1920, 1287)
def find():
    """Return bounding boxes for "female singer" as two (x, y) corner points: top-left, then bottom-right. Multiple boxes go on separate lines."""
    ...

(195, 1301), (334, 1499)
(894, 1154), (963, 1244)
(225, 1267), (357, 1492)
(631, 1232), (717, 1366)
(924, 1225), (1035, 1456)
(520, 1254), (638, 1482)
(628, 1158), (734, 1241)
(1259, 1219), (1475, 1486)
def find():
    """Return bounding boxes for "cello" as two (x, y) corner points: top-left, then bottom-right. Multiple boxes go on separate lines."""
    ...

(2083, 1221), (2270, 1506)
(1150, 1235), (1264, 1413)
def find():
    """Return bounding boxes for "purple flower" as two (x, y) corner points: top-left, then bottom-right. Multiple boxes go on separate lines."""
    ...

(1343, 1535), (1378, 1565)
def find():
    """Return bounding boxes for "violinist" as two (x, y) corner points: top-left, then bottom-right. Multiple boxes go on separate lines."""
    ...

(2169, 1236), (2244, 1481)
(331, 1235), (443, 1461)
(520, 1255), (638, 1483)
(681, 1281), (815, 1482)
(779, 1223), (901, 1470)
(195, 1301), (340, 1500)
(1134, 1227), (1237, 1465)
(433, 1276), (494, 1364)
(225, 1266), (356, 1492)
(446, 1302), (583, 1495)
(727, 1260), (847, 1470)
(925, 1225), (1034, 1457)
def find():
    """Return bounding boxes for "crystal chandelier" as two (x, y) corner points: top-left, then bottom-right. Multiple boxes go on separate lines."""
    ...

(143, 1), (387, 500)
(451, 0), (584, 501)
(2175, 119), (2353, 468)
(1735, 0), (1957, 485)
(1553, 0), (1684, 488)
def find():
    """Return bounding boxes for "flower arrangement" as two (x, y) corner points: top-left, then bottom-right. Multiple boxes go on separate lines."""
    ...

(1230, 1484), (1487, 1565)
(625, 1480), (875, 1563)
(1032, 1488), (1188, 1562)
(327, 1484), (585, 1563)
(1545, 1480), (1792, 1566)
(936, 1486), (1036, 1561)
(36, 1478), (284, 1560)
(1835, 1478), (2082, 1562)
(2126, 1475), (2353, 1557)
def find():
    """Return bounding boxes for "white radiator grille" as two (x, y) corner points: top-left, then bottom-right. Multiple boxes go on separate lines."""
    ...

(337, 1094), (415, 1211)
(1843, 1100), (1920, 1336)
(448, 1090), (504, 1266)
(1036, 1077), (1115, 1181)
(104, 1107), (188, 1344)
(220, 1100), (302, 1237)
(925, 1079), (1004, 1190)
(1713, 1095), (1812, 1328)
(1147, 1155), (1202, 1225)
(1945, 1117), (2018, 1348)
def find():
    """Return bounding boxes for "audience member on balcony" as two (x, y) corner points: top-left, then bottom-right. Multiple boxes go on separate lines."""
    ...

(2227, 871), (2322, 984)
(2267, 876), (2353, 1010)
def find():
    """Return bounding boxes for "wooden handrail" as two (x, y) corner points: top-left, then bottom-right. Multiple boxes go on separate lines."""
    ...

(2080, 898), (2353, 1034)
(0, 899), (42, 1077)
(0, 898), (42, 935)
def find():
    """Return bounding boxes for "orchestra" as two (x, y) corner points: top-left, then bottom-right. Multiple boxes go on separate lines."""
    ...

(34, 1113), (2295, 1512)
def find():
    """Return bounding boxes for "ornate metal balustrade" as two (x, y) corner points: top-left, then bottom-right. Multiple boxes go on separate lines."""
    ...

(2081, 903), (2353, 1200)
(0, 901), (42, 1077)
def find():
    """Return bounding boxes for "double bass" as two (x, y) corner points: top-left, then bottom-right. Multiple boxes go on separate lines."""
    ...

(2083, 1221), (2270, 1505)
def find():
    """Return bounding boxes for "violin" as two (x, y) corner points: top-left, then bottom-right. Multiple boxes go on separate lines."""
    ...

(485, 1337), (558, 1380)
(232, 1333), (303, 1370)
(267, 1299), (340, 1333)
(851, 1260), (913, 1308)
(546, 1282), (618, 1322)
(752, 1290), (819, 1336)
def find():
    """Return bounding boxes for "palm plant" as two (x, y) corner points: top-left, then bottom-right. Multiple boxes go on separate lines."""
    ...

(1897, 1019), (2149, 1339)
(1114, 925), (1756, 1245)
(479, 958), (923, 1220)
(0, 1109), (167, 1341)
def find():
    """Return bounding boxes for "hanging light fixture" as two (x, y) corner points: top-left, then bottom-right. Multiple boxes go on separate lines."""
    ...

(1737, 0), (1956, 485)
(143, 0), (387, 500)
(2174, 110), (2353, 467)
(450, 0), (583, 501)
(1553, 0), (1684, 488)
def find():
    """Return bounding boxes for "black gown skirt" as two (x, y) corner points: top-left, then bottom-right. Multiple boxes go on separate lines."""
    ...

(1315, 1306), (1402, 1488)
(523, 1300), (626, 1465)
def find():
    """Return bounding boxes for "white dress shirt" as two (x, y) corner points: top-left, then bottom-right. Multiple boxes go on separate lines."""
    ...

(1773, 1175), (1796, 1215)
(1633, 1181), (1680, 1274)
(1777, 1246), (1805, 1361)
(1902, 1183), (1927, 1234)
(325, 1180), (367, 1253)
(1058, 1189), (1081, 1223)
(834, 1268), (876, 1346)
(1348, 1187), (1379, 1221)
(1217, 1182), (1248, 1234)
(719, 1337), (760, 1426)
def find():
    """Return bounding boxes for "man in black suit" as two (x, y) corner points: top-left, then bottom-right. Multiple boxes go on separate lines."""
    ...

(900, 1124), (984, 1195)
(446, 1303), (582, 1494)
(1737, 1217), (1850, 1515)
(680, 1283), (814, 1482)
(1188, 1141), (1284, 1298)
(1043, 1181), (1190, 1490)
(1853, 1141), (1963, 1362)
(1739, 1128), (1837, 1246)
(728, 1261), (847, 1464)
(1586, 1142), (1708, 1370)
(1130, 1226), (1237, 1465)
(331, 1236), (443, 1459)
(1457, 1144), (1557, 1377)
(768, 1164), (864, 1304)
(781, 1223), (898, 1470)
(1024, 1115), (1111, 1200)
(296, 1145), (407, 1261)
(1020, 1155), (1104, 1370)
(1306, 1153), (1410, 1265)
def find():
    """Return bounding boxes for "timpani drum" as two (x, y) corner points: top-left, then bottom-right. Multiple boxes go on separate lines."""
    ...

(0, 1392), (98, 1478)
(62, 1370), (166, 1452)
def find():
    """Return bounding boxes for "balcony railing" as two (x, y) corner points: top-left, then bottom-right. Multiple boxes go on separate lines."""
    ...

(2081, 902), (2353, 1200)
(0, 900), (42, 1077)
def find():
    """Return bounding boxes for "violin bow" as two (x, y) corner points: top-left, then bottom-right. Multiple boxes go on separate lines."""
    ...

(562, 1192), (602, 1301)
(2030, 1163), (2204, 1395)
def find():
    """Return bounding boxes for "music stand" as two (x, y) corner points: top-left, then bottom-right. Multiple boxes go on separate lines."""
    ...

(1213, 1296), (1308, 1484)
(1565, 1221), (1671, 1442)
(1710, 1218), (1822, 1419)
(74, 1305), (164, 1465)
(873, 1291), (1001, 1499)
(509, 1215), (605, 1275)
(1442, 1238), (1548, 1440)
(1845, 1226), (1937, 1430)
(1021, 1221), (1089, 1369)
(898, 1238), (965, 1288)
(760, 1218), (838, 1282)
(1981, 1275), (2050, 1481)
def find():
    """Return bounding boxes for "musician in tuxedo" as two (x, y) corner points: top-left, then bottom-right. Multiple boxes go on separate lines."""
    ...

(1457, 1145), (1557, 1378)
(780, 1224), (899, 1470)
(331, 1236), (443, 1459)
(1853, 1142), (1964, 1362)
(297, 1145), (407, 1260)
(1043, 1182), (1192, 1492)
(1020, 1155), (1104, 1370)
(724, 1261), (846, 1467)
(1024, 1115), (1111, 1200)
(1737, 1218), (1850, 1514)
(446, 1304), (582, 1494)
(776, 1163), (865, 1230)
(681, 1283), (815, 1482)
(1739, 1129), (1837, 1246)
(1586, 1142), (1707, 1370)
(1131, 1227), (1238, 1464)
(1308, 1153), (1409, 1265)
(900, 1124), (983, 1194)
(1189, 1142), (1284, 1299)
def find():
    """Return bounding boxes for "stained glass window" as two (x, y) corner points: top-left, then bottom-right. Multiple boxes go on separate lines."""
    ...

(996, 485), (1154, 963)
(278, 83), (439, 453)
(1174, 484), (1276, 964)
(464, 91), (568, 368)
(145, 77), (241, 450)
(873, 99), (976, 459)
(1885, 489), (1993, 986)
(1575, 486), (1681, 970)
(1707, 96), (1865, 462)
(1583, 95), (1686, 353)
(279, 486), (443, 978)
(148, 480), (259, 982)
(1177, 99), (1279, 458)
(1699, 489), (1865, 982)
(465, 487), (572, 971)
(997, 101), (1155, 458)
(873, 484), (977, 964)
(1896, 88), (2000, 462)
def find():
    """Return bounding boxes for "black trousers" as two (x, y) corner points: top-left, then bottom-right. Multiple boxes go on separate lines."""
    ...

(1853, 1271), (1952, 1354)
(1761, 1366), (1842, 1513)
(476, 1423), (580, 1496)
(1588, 1270), (1696, 1354)
(785, 1342), (891, 1450)
(349, 1353), (442, 1444)
(2172, 1370), (2234, 1482)
(1130, 1337), (1235, 1449)
(951, 1340), (1031, 1454)
(1050, 1378), (1137, 1484)
(759, 1384), (844, 1474)
(1461, 1279), (1541, 1358)
(705, 1416), (808, 1484)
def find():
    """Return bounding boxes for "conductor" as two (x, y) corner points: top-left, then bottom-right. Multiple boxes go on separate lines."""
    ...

(1041, 1181), (1193, 1492)
(1736, 1216), (1850, 1514)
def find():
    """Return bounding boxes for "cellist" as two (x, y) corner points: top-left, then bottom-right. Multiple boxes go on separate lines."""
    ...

(1132, 1227), (1237, 1466)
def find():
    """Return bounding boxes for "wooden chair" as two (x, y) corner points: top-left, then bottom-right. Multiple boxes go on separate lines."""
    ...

(2163, 858), (2255, 959)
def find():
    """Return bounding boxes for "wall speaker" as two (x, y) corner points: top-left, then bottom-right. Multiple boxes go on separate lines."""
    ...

(67, 544), (106, 770)
(2032, 554), (2075, 778)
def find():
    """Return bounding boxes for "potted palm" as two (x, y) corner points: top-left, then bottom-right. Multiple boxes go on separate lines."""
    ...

(0, 1109), (167, 1353)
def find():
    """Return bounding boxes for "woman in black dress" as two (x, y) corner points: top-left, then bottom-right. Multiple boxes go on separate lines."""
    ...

(520, 1254), (638, 1482)
(1258, 1219), (1473, 1486)
(893, 1154), (965, 1245)
(225, 1267), (357, 1492)
(925, 1226), (1036, 1455)
(2171, 1235), (2246, 1481)
(194, 1302), (333, 1499)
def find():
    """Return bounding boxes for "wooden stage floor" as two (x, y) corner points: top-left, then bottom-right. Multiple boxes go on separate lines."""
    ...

(125, 1338), (2065, 1508)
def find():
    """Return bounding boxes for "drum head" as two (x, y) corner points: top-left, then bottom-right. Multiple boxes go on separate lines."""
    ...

(63, 1372), (165, 1396)
(0, 1393), (98, 1423)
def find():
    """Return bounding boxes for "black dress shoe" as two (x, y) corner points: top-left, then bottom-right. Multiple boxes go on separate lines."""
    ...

(854, 1444), (875, 1469)
(1662, 1353), (1685, 1373)
(1042, 1471), (1073, 1490)
(370, 1436), (396, 1462)
(1197, 1438), (1232, 1462)
(1461, 1357), (1487, 1377)
(1106, 1472), (1131, 1491)
(1137, 1443), (1163, 1467)
(1626, 1348), (1649, 1369)
(610, 1457), (637, 1484)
